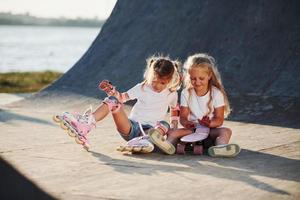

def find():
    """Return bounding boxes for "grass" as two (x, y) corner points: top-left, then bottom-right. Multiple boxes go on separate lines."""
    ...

(0, 71), (63, 93)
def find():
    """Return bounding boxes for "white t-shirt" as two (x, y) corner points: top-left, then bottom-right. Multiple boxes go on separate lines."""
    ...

(180, 87), (225, 122)
(126, 83), (178, 126)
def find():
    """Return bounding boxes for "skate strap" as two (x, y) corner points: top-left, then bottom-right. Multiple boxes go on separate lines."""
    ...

(138, 122), (147, 136)
(155, 123), (168, 134)
(76, 107), (96, 128)
(103, 97), (122, 113)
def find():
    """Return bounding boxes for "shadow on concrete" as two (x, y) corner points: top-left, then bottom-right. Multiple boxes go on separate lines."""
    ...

(0, 109), (53, 126)
(0, 157), (54, 200)
(90, 148), (300, 196)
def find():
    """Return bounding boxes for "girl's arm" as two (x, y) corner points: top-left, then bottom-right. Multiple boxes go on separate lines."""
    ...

(209, 106), (225, 128)
(114, 91), (130, 103)
(180, 106), (196, 129)
(99, 80), (130, 103)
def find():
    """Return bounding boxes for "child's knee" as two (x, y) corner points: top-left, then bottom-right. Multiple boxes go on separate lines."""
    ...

(119, 120), (146, 141)
(223, 128), (232, 138)
(103, 96), (122, 113)
(118, 125), (134, 141)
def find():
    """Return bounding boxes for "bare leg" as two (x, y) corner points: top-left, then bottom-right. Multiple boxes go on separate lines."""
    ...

(208, 127), (232, 145)
(167, 128), (193, 146)
(167, 128), (193, 140)
(93, 103), (110, 121)
(111, 108), (131, 135)
(93, 103), (131, 136)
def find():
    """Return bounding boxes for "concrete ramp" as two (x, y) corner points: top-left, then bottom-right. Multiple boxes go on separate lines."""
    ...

(35, 0), (300, 126)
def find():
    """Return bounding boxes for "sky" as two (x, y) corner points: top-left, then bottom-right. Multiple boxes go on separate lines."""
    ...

(0, 0), (117, 19)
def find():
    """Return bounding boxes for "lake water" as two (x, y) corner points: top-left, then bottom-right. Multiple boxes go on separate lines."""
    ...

(0, 25), (100, 73)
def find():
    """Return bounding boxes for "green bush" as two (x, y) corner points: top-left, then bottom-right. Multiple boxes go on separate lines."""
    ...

(0, 71), (63, 93)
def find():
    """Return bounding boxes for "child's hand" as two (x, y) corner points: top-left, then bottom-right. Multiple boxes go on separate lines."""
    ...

(198, 116), (211, 127)
(99, 80), (115, 96)
(184, 121), (196, 129)
(99, 80), (112, 90)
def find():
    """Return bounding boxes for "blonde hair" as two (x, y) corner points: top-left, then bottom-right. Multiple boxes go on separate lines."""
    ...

(142, 55), (182, 92)
(183, 53), (231, 118)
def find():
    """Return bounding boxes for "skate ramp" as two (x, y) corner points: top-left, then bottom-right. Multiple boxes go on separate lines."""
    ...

(33, 0), (300, 126)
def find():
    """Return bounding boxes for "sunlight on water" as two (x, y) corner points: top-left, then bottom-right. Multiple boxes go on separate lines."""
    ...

(0, 25), (100, 73)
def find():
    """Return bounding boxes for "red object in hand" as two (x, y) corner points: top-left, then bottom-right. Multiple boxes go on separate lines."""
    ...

(98, 80), (115, 95)
(198, 116), (211, 127)
(99, 80), (111, 90)
(185, 122), (196, 129)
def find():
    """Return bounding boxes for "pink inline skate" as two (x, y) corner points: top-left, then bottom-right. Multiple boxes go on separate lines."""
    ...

(53, 107), (96, 151)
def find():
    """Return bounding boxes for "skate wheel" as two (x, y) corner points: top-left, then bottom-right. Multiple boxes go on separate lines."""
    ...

(125, 146), (133, 152)
(176, 143), (186, 154)
(116, 146), (125, 152)
(193, 145), (203, 155)
(60, 122), (68, 130)
(141, 145), (154, 153)
(75, 136), (84, 145)
(132, 146), (142, 152)
(67, 129), (76, 137)
(53, 115), (61, 123)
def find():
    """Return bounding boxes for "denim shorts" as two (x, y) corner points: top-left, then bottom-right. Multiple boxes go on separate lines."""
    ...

(119, 119), (153, 141)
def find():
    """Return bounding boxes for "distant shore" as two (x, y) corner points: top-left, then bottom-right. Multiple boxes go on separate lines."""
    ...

(0, 12), (105, 27)
(0, 71), (63, 93)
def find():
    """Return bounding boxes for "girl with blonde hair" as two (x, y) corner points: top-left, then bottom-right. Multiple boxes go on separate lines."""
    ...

(149, 53), (241, 157)
(54, 55), (181, 153)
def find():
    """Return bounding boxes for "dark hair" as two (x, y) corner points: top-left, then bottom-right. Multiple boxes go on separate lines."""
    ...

(143, 55), (182, 92)
(153, 59), (175, 79)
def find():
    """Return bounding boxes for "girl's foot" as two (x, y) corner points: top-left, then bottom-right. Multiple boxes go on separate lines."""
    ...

(148, 129), (176, 155)
(207, 143), (241, 157)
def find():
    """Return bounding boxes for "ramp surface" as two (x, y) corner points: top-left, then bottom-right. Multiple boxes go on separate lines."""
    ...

(35, 0), (300, 126)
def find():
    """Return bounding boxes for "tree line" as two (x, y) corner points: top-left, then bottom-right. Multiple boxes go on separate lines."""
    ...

(0, 12), (105, 27)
